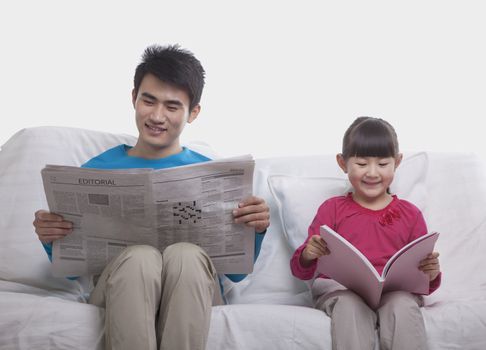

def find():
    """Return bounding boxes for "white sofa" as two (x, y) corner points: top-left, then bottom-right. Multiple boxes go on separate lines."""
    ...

(1, 126), (486, 350)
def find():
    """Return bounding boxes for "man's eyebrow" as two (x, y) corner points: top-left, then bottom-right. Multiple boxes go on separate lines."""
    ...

(165, 99), (184, 106)
(141, 92), (157, 101)
(140, 92), (183, 106)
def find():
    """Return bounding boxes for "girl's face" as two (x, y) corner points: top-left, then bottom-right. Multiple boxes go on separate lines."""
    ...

(337, 154), (402, 209)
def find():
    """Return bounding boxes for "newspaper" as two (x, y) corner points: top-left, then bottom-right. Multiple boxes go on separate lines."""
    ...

(41, 155), (255, 277)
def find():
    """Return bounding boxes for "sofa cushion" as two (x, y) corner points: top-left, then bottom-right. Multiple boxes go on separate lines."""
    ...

(0, 126), (216, 298)
(268, 152), (429, 251)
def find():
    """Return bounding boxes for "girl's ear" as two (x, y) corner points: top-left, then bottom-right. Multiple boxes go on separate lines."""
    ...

(394, 153), (403, 169)
(336, 153), (348, 173)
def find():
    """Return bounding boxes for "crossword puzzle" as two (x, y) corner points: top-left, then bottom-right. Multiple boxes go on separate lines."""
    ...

(172, 201), (202, 225)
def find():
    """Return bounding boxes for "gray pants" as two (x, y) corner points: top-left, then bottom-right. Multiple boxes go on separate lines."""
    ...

(89, 243), (222, 350)
(314, 280), (427, 350)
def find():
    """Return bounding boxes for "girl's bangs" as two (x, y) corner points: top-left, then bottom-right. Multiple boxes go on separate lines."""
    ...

(347, 131), (397, 158)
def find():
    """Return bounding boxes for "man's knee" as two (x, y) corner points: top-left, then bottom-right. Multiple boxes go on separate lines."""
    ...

(121, 244), (161, 259)
(99, 245), (162, 293)
(114, 245), (162, 269)
(162, 242), (215, 278)
(163, 242), (208, 262)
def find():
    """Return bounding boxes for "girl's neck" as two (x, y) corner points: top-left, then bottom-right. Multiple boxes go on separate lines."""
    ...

(351, 192), (393, 211)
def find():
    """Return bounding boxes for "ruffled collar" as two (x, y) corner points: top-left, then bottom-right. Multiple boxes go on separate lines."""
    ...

(345, 192), (401, 226)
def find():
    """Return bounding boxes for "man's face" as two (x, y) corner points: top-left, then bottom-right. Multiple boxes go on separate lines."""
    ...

(131, 73), (200, 159)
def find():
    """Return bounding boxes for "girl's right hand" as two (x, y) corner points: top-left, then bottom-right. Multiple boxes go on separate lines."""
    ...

(300, 235), (330, 267)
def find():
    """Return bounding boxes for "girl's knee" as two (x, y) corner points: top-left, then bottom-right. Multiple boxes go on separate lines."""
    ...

(379, 291), (422, 316)
(381, 291), (419, 305)
(324, 290), (371, 314)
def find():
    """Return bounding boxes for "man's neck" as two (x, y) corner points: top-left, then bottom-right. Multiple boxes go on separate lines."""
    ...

(127, 143), (183, 159)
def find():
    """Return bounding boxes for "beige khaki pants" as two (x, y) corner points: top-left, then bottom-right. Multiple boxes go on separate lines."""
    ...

(89, 243), (222, 350)
(314, 280), (427, 350)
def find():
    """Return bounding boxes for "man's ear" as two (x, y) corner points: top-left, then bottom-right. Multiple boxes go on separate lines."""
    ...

(187, 104), (201, 123)
(394, 153), (403, 169)
(131, 89), (137, 108)
(336, 153), (348, 173)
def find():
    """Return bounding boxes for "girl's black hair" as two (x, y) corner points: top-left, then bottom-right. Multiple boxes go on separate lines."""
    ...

(342, 116), (399, 160)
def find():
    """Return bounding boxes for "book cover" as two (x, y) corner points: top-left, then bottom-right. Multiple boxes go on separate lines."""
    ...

(316, 225), (439, 309)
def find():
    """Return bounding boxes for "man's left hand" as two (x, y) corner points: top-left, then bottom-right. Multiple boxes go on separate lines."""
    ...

(233, 196), (270, 233)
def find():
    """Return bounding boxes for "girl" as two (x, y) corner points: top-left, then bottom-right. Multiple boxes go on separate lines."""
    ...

(290, 117), (441, 350)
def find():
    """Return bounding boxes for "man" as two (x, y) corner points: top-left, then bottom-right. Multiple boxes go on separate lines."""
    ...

(33, 44), (270, 350)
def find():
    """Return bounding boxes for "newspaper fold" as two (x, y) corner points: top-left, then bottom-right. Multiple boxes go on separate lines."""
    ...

(41, 155), (255, 277)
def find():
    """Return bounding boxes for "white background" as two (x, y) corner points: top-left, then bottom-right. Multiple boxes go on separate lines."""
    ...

(1, 1), (485, 159)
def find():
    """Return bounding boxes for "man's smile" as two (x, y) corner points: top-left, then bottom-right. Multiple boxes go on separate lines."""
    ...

(145, 123), (167, 134)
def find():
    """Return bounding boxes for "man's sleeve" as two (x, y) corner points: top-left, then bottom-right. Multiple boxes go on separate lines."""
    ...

(224, 231), (265, 283)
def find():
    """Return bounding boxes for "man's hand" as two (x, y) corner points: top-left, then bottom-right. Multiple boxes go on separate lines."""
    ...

(300, 235), (330, 268)
(419, 251), (441, 281)
(232, 196), (270, 233)
(33, 210), (73, 243)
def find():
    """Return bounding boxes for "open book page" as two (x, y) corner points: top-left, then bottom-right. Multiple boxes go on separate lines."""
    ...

(316, 225), (439, 309)
(317, 225), (384, 309)
(42, 155), (255, 277)
(382, 231), (439, 295)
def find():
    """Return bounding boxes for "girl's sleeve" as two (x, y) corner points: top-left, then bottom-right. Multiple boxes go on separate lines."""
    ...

(290, 199), (335, 280)
(409, 205), (442, 294)
(428, 273), (442, 294)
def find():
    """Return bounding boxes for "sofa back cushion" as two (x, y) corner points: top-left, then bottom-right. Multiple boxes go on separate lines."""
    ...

(268, 152), (428, 252)
(0, 126), (216, 298)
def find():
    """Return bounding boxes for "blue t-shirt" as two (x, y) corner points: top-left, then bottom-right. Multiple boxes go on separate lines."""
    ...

(42, 144), (264, 283)
(83, 144), (211, 170)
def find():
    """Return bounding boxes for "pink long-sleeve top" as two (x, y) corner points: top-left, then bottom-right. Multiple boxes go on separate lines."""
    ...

(290, 193), (441, 294)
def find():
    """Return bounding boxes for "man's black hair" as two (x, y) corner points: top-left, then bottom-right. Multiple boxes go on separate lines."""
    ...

(133, 44), (205, 110)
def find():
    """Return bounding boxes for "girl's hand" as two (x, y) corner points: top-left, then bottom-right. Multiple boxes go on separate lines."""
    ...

(300, 235), (330, 267)
(419, 251), (441, 281)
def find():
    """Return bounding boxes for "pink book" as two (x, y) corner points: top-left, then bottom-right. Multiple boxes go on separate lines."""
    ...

(316, 225), (439, 309)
